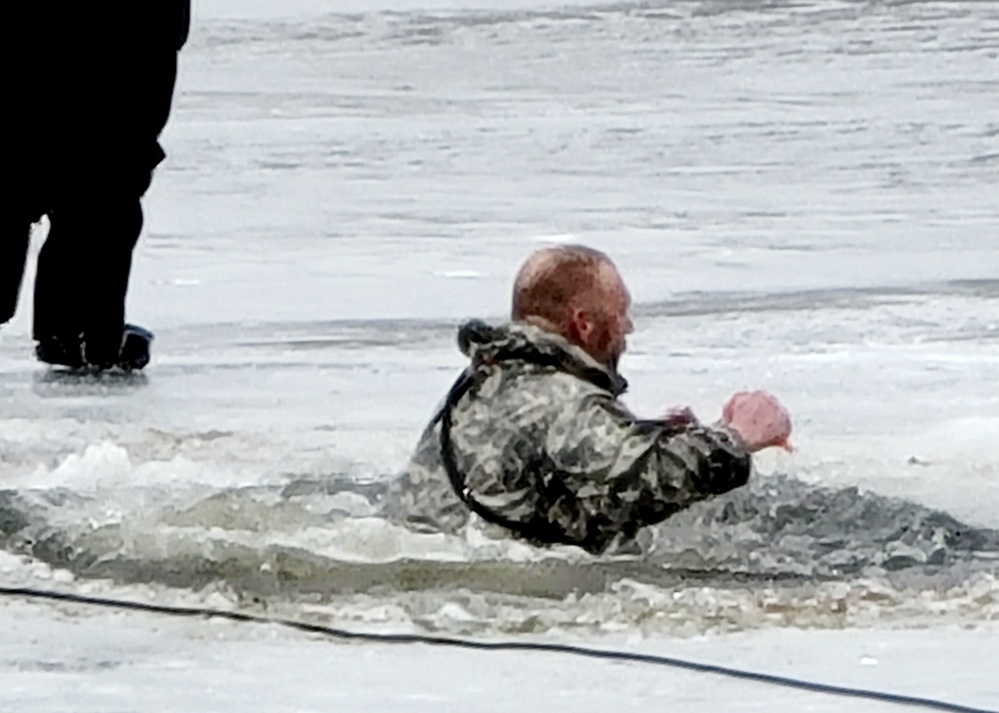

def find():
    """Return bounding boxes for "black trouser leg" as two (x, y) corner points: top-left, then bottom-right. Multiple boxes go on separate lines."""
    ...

(33, 197), (144, 366)
(29, 6), (184, 366)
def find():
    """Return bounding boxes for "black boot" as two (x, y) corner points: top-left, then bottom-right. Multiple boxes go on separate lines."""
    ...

(117, 323), (153, 371)
(35, 323), (153, 372)
(34, 332), (86, 369)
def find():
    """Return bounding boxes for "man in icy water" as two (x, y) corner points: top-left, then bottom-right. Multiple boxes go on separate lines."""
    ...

(1, 3), (190, 371)
(383, 245), (792, 554)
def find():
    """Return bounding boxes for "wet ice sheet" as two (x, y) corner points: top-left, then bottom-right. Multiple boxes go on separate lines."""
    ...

(1, 597), (996, 713)
(6, 0), (996, 333)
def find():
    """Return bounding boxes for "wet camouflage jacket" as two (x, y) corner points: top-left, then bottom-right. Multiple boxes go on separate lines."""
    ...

(382, 320), (752, 554)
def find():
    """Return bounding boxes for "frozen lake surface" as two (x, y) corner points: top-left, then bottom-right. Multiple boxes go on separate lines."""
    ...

(2, 0), (997, 710)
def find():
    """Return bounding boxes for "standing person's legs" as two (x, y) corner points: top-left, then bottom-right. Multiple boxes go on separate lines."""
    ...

(32, 10), (182, 369)
(33, 196), (146, 367)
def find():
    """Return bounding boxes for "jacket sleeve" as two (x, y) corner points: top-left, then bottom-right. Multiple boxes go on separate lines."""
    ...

(543, 393), (751, 553)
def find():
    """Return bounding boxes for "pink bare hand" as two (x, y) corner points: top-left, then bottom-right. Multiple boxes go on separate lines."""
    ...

(721, 391), (793, 453)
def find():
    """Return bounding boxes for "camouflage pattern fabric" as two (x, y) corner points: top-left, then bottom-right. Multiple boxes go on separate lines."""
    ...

(382, 320), (752, 554)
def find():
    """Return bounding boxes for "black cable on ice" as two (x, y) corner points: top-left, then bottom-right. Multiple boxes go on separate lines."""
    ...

(0, 585), (993, 713)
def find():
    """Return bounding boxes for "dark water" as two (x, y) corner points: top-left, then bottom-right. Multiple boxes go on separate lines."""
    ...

(2, 470), (997, 633)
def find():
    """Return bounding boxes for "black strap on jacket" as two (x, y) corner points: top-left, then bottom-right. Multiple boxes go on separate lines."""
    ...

(435, 342), (633, 549)
(437, 364), (558, 543)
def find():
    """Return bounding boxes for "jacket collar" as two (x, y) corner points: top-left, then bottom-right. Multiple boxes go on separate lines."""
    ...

(456, 319), (628, 396)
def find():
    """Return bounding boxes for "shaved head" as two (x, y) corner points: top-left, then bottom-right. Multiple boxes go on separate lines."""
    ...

(511, 245), (633, 370)
(511, 245), (613, 324)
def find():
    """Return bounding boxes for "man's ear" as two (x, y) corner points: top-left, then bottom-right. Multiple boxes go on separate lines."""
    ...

(568, 306), (592, 343)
